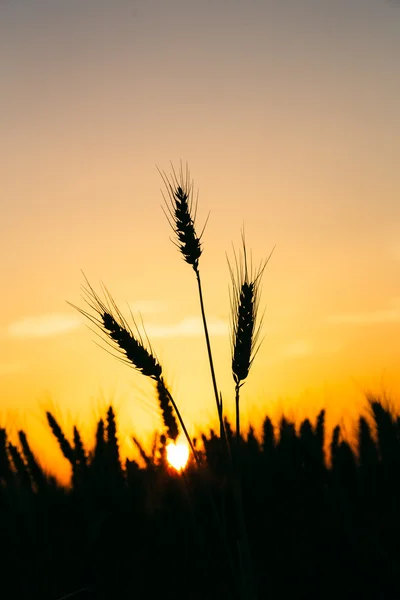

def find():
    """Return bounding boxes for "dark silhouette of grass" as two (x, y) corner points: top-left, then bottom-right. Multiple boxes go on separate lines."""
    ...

(1, 396), (400, 599)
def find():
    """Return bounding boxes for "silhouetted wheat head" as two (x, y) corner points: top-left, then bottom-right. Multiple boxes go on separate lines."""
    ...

(69, 278), (182, 443)
(93, 417), (105, 465)
(156, 378), (179, 441)
(70, 275), (162, 380)
(18, 430), (46, 491)
(228, 232), (273, 388)
(368, 395), (399, 463)
(8, 441), (31, 489)
(227, 231), (274, 441)
(0, 428), (13, 484)
(158, 163), (224, 436)
(46, 412), (75, 465)
(159, 162), (206, 272)
(358, 416), (379, 469)
(73, 426), (87, 470)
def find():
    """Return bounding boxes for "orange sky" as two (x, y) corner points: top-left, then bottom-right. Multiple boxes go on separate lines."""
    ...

(1, 0), (400, 480)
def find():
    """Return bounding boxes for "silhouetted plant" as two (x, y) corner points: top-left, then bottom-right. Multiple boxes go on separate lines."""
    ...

(8, 441), (31, 490)
(357, 416), (378, 469)
(0, 428), (13, 484)
(369, 396), (399, 463)
(105, 407), (121, 470)
(156, 378), (179, 442)
(46, 411), (75, 465)
(18, 430), (46, 491)
(73, 426), (87, 470)
(2, 396), (400, 599)
(227, 231), (272, 442)
(70, 278), (198, 466)
(315, 409), (325, 456)
(159, 164), (222, 429)
(330, 424), (341, 469)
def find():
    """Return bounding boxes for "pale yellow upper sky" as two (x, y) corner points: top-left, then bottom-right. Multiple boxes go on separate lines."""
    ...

(1, 0), (399, 477)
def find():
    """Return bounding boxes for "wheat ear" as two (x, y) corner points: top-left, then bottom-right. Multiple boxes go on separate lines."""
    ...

(228, 230), (274, 441)
(70, 277), (200, 463)
(159, 163), (225, 436)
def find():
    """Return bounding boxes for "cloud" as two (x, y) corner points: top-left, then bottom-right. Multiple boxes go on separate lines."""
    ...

(326, 301), (400, 326)
(8, 313), (83, 338)
(144, 316), (229, 338)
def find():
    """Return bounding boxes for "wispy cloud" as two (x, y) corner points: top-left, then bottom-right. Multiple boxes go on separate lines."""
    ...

(8, 313), (83, 338)
(326, 300), (400, 326)
(144, 316), (228, 338)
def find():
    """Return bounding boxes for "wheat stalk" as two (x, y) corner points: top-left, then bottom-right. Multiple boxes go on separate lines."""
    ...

(159, 163), (225, 439)
(70, 277), (201, 464)
(18, 430), (46, 491)
(46, 412), (75, 465)
(8, 442), (31, 489)
(228, 230), (274, 441)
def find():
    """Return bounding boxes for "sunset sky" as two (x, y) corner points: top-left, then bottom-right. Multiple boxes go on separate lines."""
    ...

(1, 0), (400, 478)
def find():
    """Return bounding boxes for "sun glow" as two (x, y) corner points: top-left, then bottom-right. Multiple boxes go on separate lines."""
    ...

(166, 441), (189, 471)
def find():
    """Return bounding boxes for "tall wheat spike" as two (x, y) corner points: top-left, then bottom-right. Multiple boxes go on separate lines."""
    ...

(159, 163), (224, 437)
(159, 162), (204, 271)
(228, 231), (273, 441)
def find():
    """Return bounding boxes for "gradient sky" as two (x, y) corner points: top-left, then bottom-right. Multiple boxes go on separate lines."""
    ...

(1, 0), (400, 479)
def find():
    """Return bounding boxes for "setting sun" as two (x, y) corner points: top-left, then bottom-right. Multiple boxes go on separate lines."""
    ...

(166, 441), (190, 471)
